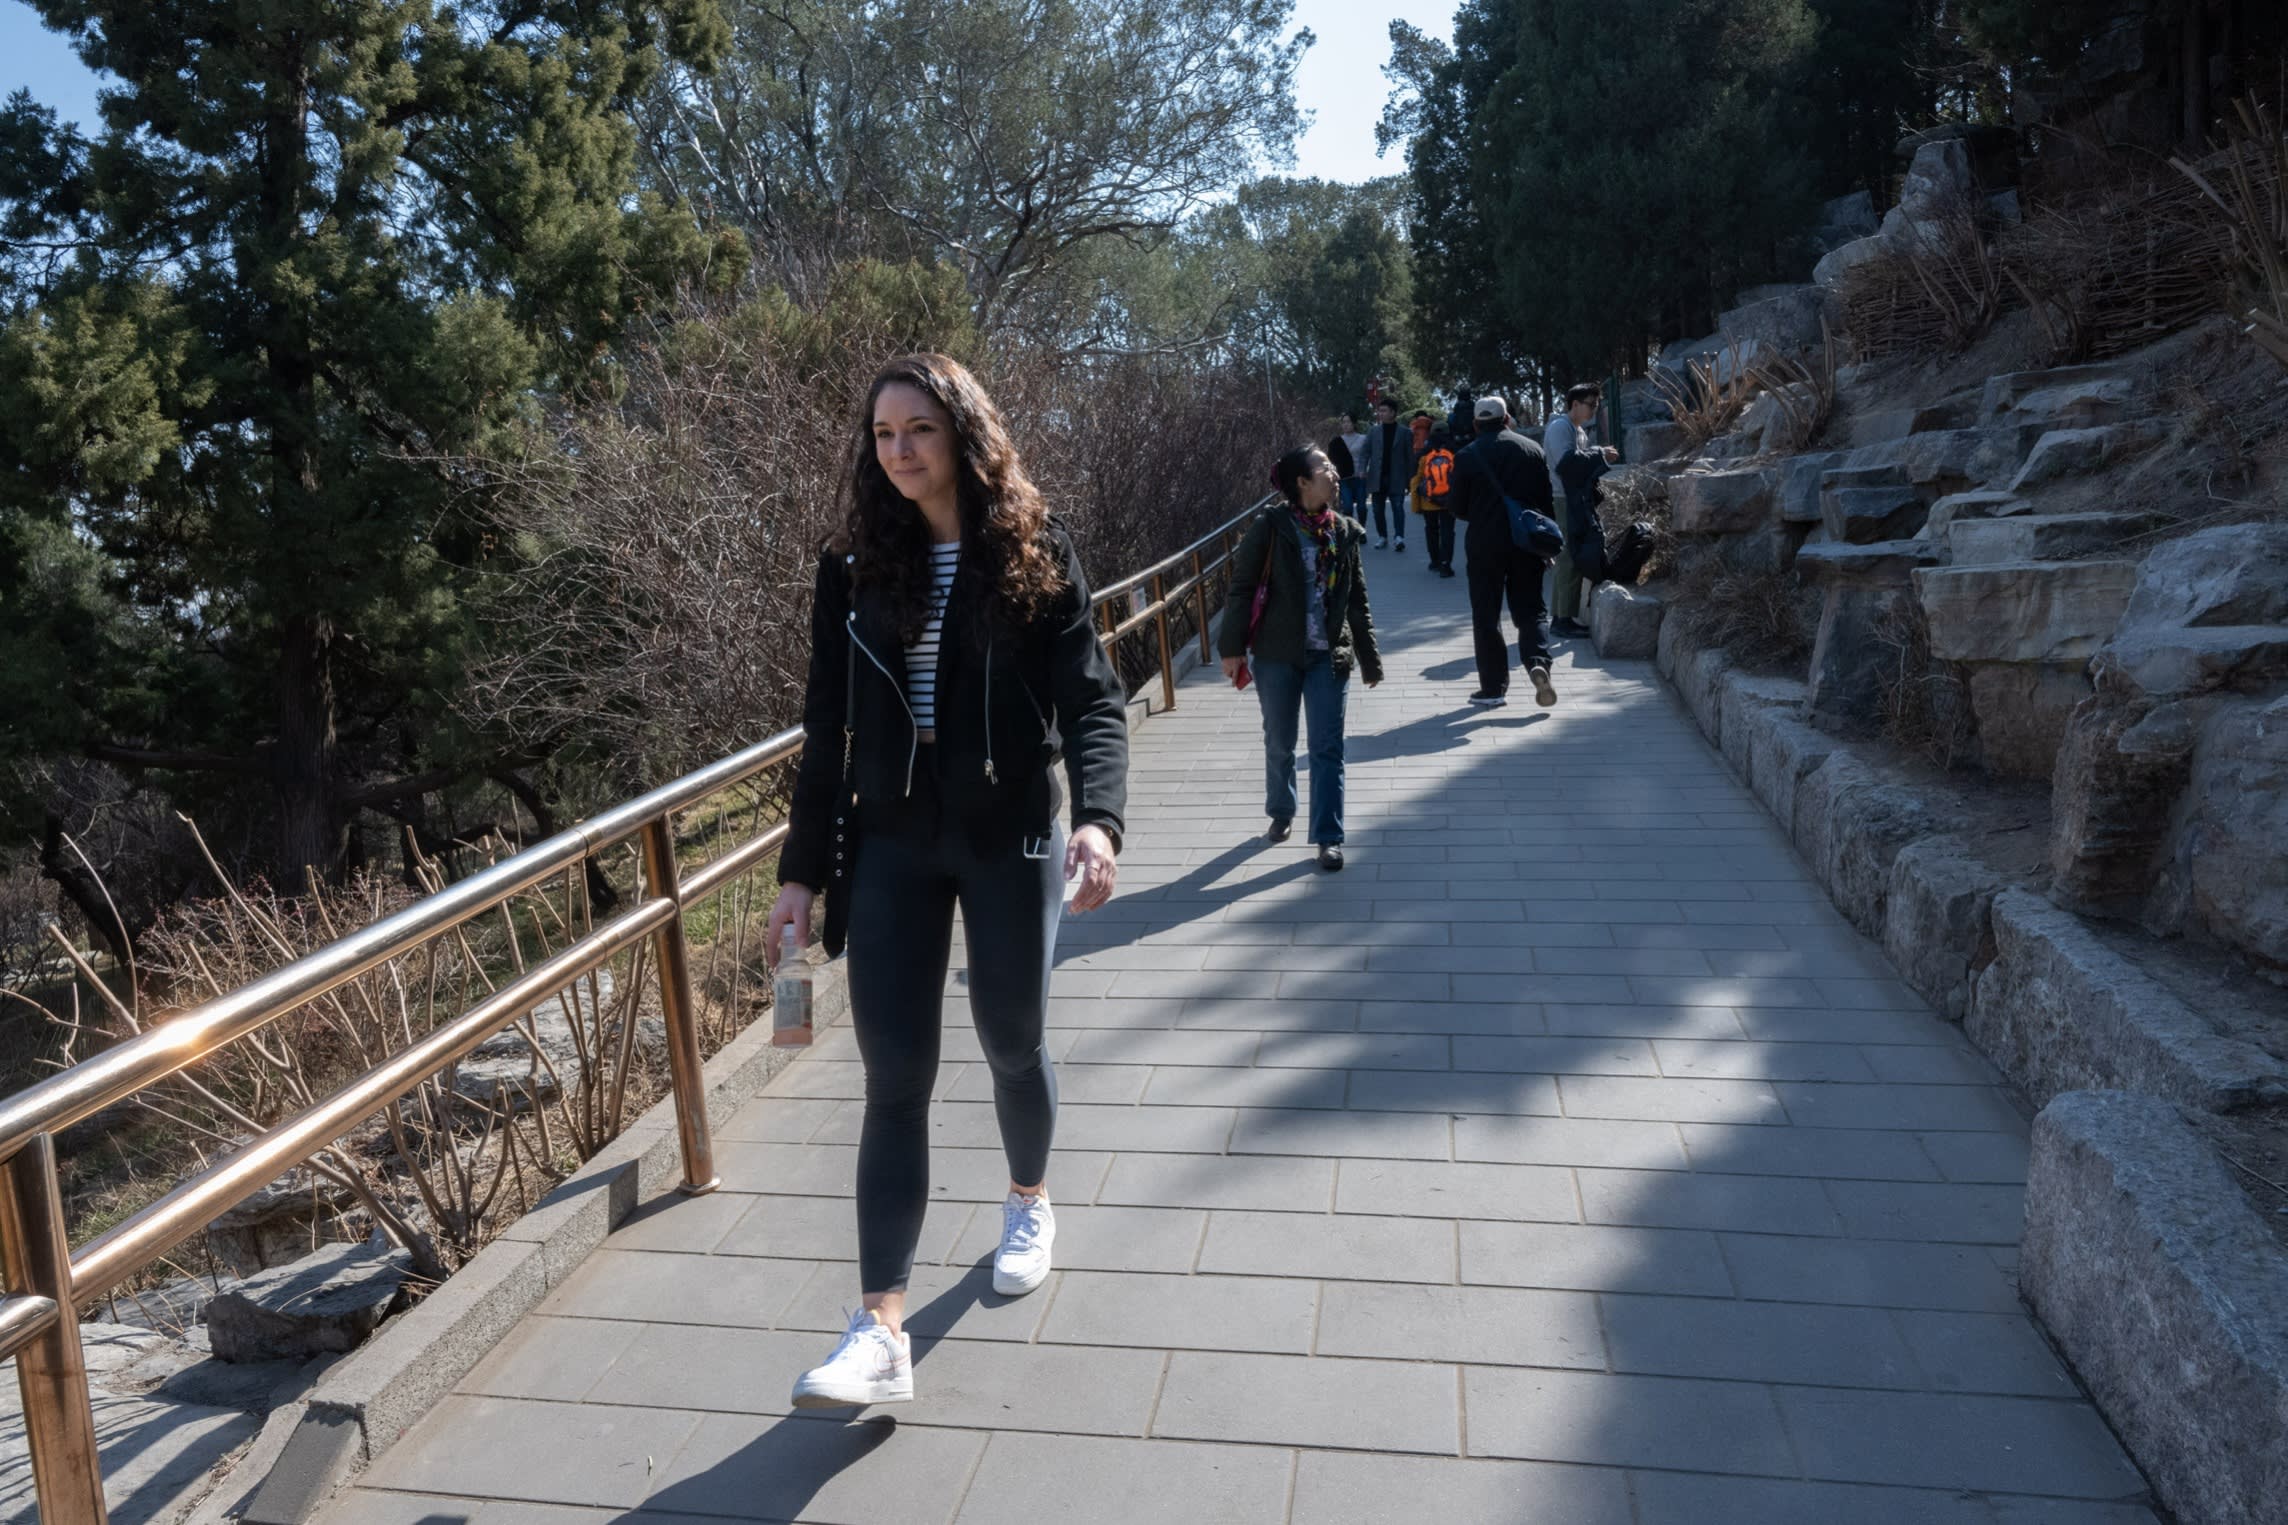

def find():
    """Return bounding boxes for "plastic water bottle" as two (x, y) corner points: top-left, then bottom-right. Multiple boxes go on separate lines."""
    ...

(772, 924), (812, 1047)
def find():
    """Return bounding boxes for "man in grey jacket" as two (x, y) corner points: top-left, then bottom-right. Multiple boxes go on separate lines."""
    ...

(1542, 383), (1617, 638)
(1355, 399), (1415, 553)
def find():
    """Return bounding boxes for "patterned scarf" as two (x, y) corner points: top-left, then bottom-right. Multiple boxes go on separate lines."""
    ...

(1292, 502), (1339, 616)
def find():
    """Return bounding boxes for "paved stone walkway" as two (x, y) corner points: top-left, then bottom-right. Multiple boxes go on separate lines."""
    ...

(323, 554), (2157, 1524)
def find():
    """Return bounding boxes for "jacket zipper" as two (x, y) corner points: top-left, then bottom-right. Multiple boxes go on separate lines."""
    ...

(983, 637), (997, 785)
(847, 611), (918, 797)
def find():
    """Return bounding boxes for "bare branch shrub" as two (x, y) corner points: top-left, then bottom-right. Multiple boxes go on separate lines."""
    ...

(1594, 466), (1677, 584)
(2175, 97), (2288, 371)
(1841, 211), (2007, 359)
(1669, 558), (1817, 673)
(1653, 344), (1759, 450)
(464, 291), (1303, 794)
(1743, 322), (1841, 456)
(1871, 598), (1973, 768)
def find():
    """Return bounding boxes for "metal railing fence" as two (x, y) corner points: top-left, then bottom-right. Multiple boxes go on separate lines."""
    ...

(0, 497), (1267, 1522)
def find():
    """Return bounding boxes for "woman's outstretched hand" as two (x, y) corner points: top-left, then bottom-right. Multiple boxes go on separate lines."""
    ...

(764, 882), (816, 970)
(1065, 825), (1119, 914)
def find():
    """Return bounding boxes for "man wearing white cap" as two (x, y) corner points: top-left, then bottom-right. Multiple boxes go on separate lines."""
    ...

(1447, 393), (1558, 708)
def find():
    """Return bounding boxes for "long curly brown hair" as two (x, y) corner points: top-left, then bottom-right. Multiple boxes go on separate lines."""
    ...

(839, 353), (1065, 643)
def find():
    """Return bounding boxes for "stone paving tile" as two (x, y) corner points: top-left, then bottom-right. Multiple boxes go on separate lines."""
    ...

(1096, 1150), (1335, 1211)
(1453, 1112), (1690, 1170)
(645, 1412), (983, 1523)
(901, 1339), (1167, 1436)
(1460, 1220), (1733, 1296)
(1229, 1105), (1451, 1159)
(1452, 1033), (1659, 1075)
(1916, 1129), (2033, 1183)
(1578, 1167), (1847, 1236)
(1676, 1122), (1943, 1181)
(1598, 1293), (1919, 1388)
(1343, 1067), (1559, 1115)
(714, 1193), (974, 1265)
(1197, 1207), (1457, 1282)
(358, 1397), (703, 1507)
(777, 1260), (1050, 1344)
(1039, 1270), (1318, 1353)
(1717, 1233), (2025, 1312)
(1154, 1351), (1459, 1454)
(1826, 1180), (2028, 1243)
(1627, 1472), (2003, 1524)
(1332, 1158), (1578, 1222)
(1774, 1387), (2143, 1495)
(1141, 1063), (1345, 1109)
(1288, 1451), (1632, 1525)
(545, 1250), (806, 1330)
(1461, 1367), (1795, 1474)
(952, 1433), (1294, 1525)
(1315, 1280), (1604, 1368)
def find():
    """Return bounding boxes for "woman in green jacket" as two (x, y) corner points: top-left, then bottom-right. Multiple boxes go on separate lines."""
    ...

(1218, 446), (1382, 870)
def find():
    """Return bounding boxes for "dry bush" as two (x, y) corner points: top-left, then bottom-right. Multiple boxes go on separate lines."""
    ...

(1670, 557), (1817, 673)
(2176, 97), (2288, 371)
(1743, 324), (1841, 456)
(467, 292), (1302, 793)
(1842, 213), (2008, 360)
(1870, 598), (1973, 768)
(45, 808), (784, 1288)
(1653, 345), (1760, 450)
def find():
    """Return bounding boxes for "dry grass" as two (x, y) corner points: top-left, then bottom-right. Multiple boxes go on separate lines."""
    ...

(1870, 597), (1973, 768)
(1670, 558), (1817, 674)
(1653, 344), (1760, 451)
(1594, 467), (1677, 584)
(1742, 324), (1841, 456)
(2176, 97), (2288, 371)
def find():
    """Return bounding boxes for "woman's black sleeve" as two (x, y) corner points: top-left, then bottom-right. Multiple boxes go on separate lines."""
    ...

(1347, 546), (1383, 686)
(1046, 530), (1130, 852)
(779, 552), (850, 890)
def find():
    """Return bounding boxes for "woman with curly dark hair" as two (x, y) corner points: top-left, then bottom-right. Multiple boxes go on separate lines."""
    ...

(765, 353), (1128, 1410)
(1218, 445), (1381, 871)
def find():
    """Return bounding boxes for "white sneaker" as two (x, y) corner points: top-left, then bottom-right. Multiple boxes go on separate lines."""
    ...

(992, 1190), (1055, 1295)
(790, 1309), (912, 1408)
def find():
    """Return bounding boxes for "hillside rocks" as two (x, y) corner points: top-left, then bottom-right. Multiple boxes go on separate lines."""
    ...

(1589, 581), (1664, 659)
(205, 1237), (410, 1363)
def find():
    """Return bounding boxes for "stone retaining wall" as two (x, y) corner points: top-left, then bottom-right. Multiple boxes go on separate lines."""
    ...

(1637, 605), (2288, 1525)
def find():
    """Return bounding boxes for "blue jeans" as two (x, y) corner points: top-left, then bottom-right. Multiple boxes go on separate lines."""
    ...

(1253, 652), (1347, 845)
(1339, 478), (1365, 518)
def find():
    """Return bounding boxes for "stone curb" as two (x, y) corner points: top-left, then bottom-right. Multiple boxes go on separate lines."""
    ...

(2022, 1090), (2288, 1525)
(238, 961), (852, 1525)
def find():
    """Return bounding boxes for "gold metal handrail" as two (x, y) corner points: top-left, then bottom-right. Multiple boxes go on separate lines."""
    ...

(0, 502), (1263, 1522)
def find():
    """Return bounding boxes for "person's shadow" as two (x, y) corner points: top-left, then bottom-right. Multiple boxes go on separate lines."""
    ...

(628, 1263), (1003, 1519)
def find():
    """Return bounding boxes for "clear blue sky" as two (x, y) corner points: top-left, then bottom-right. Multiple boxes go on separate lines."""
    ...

(0, 0), (1453, 185)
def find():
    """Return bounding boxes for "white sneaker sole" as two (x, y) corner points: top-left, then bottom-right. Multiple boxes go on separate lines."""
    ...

(992, 1258), (1051, 1296)
(790, 1371), (913, 1408)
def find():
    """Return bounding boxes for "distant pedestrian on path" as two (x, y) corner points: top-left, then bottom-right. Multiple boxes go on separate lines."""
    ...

(1356, 398), (1414, 553)
(1332, 411), (1368, 521)
(1412, 424), (1459, 577)
(1543, 383), (1619, 639)
(1445, 385), (1476, 441)
(767, 352), (1130, 1410)
(1451, 394), (1559, 709)
(1219, 446), (1383, 871)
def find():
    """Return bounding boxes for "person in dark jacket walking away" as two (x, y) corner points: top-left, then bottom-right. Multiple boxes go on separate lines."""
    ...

(1355, 399), (1414, 553)
(767, 352), (1130, 1409)
(1331, 412), (1367, 522)
(1543, 382), (1618, 638)
(1449, 394), (1558, 709)
(1445, 385), (1476, 442)
(1219, 446), (1383, 871)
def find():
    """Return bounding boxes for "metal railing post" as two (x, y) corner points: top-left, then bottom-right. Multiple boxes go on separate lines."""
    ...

(639, 817), (719, 1195)
(3, 1135), (107, 1523)
(1190, 548), (1211, 663)
(1150, 573), (1177, 713)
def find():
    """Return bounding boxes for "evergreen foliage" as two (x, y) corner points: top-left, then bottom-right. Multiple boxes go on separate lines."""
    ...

(0, 3), (743, 881)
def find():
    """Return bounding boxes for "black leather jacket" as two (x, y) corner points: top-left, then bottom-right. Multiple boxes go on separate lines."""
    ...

(779, 523), (1129, 889)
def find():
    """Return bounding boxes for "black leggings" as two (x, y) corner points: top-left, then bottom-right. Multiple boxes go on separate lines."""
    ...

(845, 786), (1064, 1294)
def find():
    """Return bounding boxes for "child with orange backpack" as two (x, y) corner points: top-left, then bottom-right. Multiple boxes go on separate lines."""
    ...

(1411, 425), (1460, 578)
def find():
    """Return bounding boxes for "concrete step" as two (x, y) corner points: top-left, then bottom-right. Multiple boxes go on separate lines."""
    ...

(1948, 511), (2170, 566)
(1828, 485), (1931, 544)
(1913, 559), (2141, 664)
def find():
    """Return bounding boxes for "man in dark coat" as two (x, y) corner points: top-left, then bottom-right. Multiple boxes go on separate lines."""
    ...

(1447, 394), (1558, 708)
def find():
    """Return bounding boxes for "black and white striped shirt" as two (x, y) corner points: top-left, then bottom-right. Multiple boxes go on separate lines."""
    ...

(906, 542), (960, 734)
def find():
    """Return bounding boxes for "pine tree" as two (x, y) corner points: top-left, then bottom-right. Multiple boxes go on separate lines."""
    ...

(0, 2), (741, 883)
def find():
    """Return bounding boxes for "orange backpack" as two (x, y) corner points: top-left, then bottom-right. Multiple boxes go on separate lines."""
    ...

(1419, 448), (1456, 506)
